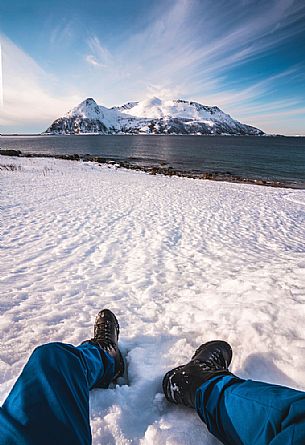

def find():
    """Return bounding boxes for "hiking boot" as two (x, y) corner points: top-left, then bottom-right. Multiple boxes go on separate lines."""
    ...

(90, 309), (124, 382)
(163, 340), (232, 408)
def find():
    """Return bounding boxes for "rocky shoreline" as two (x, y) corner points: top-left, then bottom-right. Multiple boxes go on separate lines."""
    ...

(1, 149), (304, 189)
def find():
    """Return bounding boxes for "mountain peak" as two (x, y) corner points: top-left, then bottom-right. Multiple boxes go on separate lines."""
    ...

(144, 96), (162, 106)
(77, 97), (99, 109)
(83, 97), (97, 106)
(67, 97), (101, 119)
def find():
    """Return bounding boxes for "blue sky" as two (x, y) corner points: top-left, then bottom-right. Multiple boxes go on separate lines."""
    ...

(0, 0), (305, 134)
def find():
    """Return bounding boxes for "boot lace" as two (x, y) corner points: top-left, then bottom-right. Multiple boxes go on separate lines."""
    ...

(93, 317), (117, 351)
(195, 348), (227, 371)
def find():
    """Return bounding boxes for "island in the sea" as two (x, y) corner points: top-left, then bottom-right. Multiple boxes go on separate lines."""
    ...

(44, 97), (264, 136)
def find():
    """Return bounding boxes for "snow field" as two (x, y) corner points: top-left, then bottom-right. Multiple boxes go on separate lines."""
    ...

(1, 156), (305, 444)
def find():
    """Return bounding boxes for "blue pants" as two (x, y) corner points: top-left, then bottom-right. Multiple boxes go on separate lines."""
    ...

(0, 342), (115, 445)
(1, 343), (305, 445)
(196, 374), (305, 444)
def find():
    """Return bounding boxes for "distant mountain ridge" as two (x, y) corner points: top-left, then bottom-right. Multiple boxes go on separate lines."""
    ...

(44, 97), (264, 135)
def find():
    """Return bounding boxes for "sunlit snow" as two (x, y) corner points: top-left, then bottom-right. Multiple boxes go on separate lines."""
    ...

(1, 156), (305, 444)
(45, 97), (263, 135)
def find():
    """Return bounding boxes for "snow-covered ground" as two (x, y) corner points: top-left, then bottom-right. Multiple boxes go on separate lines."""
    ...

(1, 156), (305, 444)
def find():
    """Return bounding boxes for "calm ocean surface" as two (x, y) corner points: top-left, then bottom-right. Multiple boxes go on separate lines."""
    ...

(1, 135), (305, 184)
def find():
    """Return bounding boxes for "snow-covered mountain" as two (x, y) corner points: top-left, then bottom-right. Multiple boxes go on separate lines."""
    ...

(44, 97), (264, 135)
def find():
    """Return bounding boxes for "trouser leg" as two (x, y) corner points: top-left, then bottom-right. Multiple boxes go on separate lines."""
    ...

(0, 342), (115, 445)
(195, 375), (305, 445)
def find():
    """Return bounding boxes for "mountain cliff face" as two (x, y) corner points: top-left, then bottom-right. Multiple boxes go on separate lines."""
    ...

(44, 97), (264, 135)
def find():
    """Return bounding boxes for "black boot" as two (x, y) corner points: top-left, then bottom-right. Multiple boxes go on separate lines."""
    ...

(163, 340), (232, 408)
(90, 309), (124, 383)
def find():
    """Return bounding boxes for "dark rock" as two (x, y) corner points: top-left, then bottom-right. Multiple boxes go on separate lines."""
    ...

(95, 157), (107, 163)
(45, 117), (108, 135)
(63, 154), (80, 161)
(0, 149), (22, 156)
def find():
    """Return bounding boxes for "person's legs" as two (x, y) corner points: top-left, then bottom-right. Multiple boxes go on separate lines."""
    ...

(0, 308), (124, 445)
(163, 341), (305, 445)
(0, 342), (115, 445)
(196, 375), (305, 445)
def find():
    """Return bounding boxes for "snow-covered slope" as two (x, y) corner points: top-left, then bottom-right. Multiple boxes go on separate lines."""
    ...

(45, 97), (264, 135)
(1, 156), (305, 444)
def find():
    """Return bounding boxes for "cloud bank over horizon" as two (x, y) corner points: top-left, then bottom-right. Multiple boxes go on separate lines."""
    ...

(0, 0), (305, 135)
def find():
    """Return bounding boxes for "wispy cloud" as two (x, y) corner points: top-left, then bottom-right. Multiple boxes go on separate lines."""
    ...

(0, 34), (81, 131)
(83, 0), (305, 110)
(1, 0), (305, 133)
(135, 0), (305, 133)
(201, 67), (300, 107)
(85, 37), (113, 68)
(0, 42), (3, 107)
(49, 19), (75, 47)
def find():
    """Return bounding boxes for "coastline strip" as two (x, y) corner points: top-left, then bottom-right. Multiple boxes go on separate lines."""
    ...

(1, 149), (304, 190)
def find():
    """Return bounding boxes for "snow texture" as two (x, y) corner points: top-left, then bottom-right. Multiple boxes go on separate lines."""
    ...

(1, 156), (305, 444)
(45, 97), (264, 135)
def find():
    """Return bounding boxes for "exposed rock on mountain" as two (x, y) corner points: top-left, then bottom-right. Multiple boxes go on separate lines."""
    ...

(44, 97), (264, 135)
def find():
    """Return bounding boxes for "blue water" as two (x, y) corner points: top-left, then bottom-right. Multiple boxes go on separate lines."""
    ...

(1, 135), (305, 184)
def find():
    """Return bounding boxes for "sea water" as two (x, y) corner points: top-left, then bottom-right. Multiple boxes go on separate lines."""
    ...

(1, 135), (305, 184)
